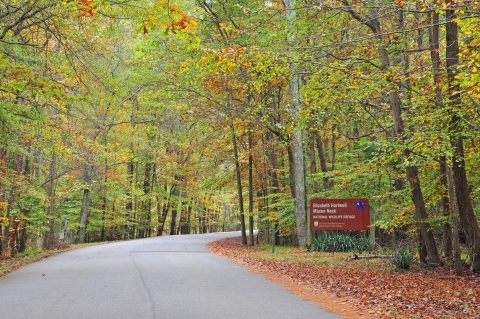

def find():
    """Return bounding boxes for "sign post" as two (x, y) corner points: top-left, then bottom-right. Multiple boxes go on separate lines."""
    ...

(310, 198), (370, 231)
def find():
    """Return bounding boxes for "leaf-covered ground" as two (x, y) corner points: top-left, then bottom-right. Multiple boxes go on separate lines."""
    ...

(208, 237), (480, 319)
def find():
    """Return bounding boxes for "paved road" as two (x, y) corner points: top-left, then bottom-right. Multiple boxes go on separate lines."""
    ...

(0, 232), (342, 319)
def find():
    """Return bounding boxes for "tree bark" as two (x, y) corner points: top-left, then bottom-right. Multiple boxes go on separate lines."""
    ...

(157, 184), (172, 236)
(231, 123), (247, 245)
(143, 162), (153, 237)
(309, 142), (319, 193)
(125, 160), (134, 239)
(78, 187), (90, 244)
(79, 158), (93, 244)
(428, 7), (452, 257)
(266, 131), (280, 245)
(18, 152), (31, 252)
(44, 152), (56, 249)
(248, 130), (254, 246)
(446, 165), (463, 275)
(315, 135), (331, 190)
(284, 0), (307, 248)
(169, 176), (182, 236)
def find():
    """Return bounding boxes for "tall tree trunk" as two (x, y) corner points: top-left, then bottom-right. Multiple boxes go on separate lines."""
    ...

(446, 165), (463, 275)
(0, 149), (5, 255)
(309, 142), (319, 193)
(231, 123), (247, 245)
(18, 152), (31, 253)
(157, 184), (171, 236)
(285, 0), (307, 248)
(169, 175), (183, 236)
(170, 206), (178, 235)
(78, 188), (90, 244)
(101, 189), (107, 241)
(446, 3), (480, 272)
(287, 145), (296, 199)
(2, 192), (12, 257)
(5, 153), (22, 256)
(248, 130), (254, 246)
(125, 160), (134, 239)
(125, 96), (138, 239)
(315, 135), (331, 190)
(428, 7), (452, 257)
(143, 162), (153, 237)
(266, 132), (280, 245)
(44, 152), (56, 249)
(78, 160), (92, 244)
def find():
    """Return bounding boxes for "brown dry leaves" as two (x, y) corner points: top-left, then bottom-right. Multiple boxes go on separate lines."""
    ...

(208, 237), (480, 319)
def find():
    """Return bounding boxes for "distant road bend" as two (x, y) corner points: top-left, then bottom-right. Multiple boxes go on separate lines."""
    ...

(0, 232), (342, 319)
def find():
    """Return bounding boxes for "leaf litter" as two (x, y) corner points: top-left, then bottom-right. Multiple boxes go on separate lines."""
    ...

(208, 237), (479, 319)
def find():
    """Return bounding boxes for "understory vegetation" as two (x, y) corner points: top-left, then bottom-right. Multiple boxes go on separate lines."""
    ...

(310, 231), (371, 253)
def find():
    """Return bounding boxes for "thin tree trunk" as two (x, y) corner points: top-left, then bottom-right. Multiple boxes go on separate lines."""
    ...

(285, 0), (307, 248)
(44, 152), (56, 249)
(231, 123), (247, 244)
(143, 162), (153, 237)
(170, 206), (178, 235)
(19, 152), (31, 252)
(79, 158), (93, 244)
(2, 194), (12, 257)
(287, 145), (296, 199)
(248, 130), (254, 246)
(101, 190), (107, 241)
(78, 187), (90, 244)
(125, 160), (134, 239)
(428, 6), (452, 257)
(169, 175), (183, 236)
(446, 165), (463, 275)
(0, 149), (6, 255)
(157, 184), (171, 236)
(315, 135), (330, 190)
(309, 142), (319, 193)
(267, 132), (280, 245)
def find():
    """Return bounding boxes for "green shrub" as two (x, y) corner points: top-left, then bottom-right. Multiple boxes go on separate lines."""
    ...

(391, 249), (415, 271)
(17, 248), (42, 257)
(311, 232), (370, 252)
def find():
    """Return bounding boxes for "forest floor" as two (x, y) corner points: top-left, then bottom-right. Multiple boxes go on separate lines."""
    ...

(208, 236), (480, 319)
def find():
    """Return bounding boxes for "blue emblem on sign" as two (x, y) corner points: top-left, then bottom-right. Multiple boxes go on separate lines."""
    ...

(352, 202), (365, 210)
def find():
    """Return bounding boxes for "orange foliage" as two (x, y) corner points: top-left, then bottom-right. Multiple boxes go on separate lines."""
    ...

(78, 0), (97, 18)
(165, 13), (197, 34)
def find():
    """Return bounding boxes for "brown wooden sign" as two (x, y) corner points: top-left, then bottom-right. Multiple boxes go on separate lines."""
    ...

(310, 198), (370, 231)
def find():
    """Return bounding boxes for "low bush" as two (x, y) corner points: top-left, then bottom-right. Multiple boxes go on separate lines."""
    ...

(311, 232), (370, 252)
(391, 249), (415, 271)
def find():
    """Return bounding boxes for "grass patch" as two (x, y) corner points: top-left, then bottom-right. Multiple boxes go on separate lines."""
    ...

(233, 239), (393, 270)
(249, 243), (353, 266)
(16, 248), (43, 257)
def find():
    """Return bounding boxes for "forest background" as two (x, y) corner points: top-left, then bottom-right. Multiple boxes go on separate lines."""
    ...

(1, 0), (480, 273)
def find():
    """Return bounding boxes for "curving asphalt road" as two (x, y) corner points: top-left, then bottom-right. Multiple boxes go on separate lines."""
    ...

(0, 232), (342, 319)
